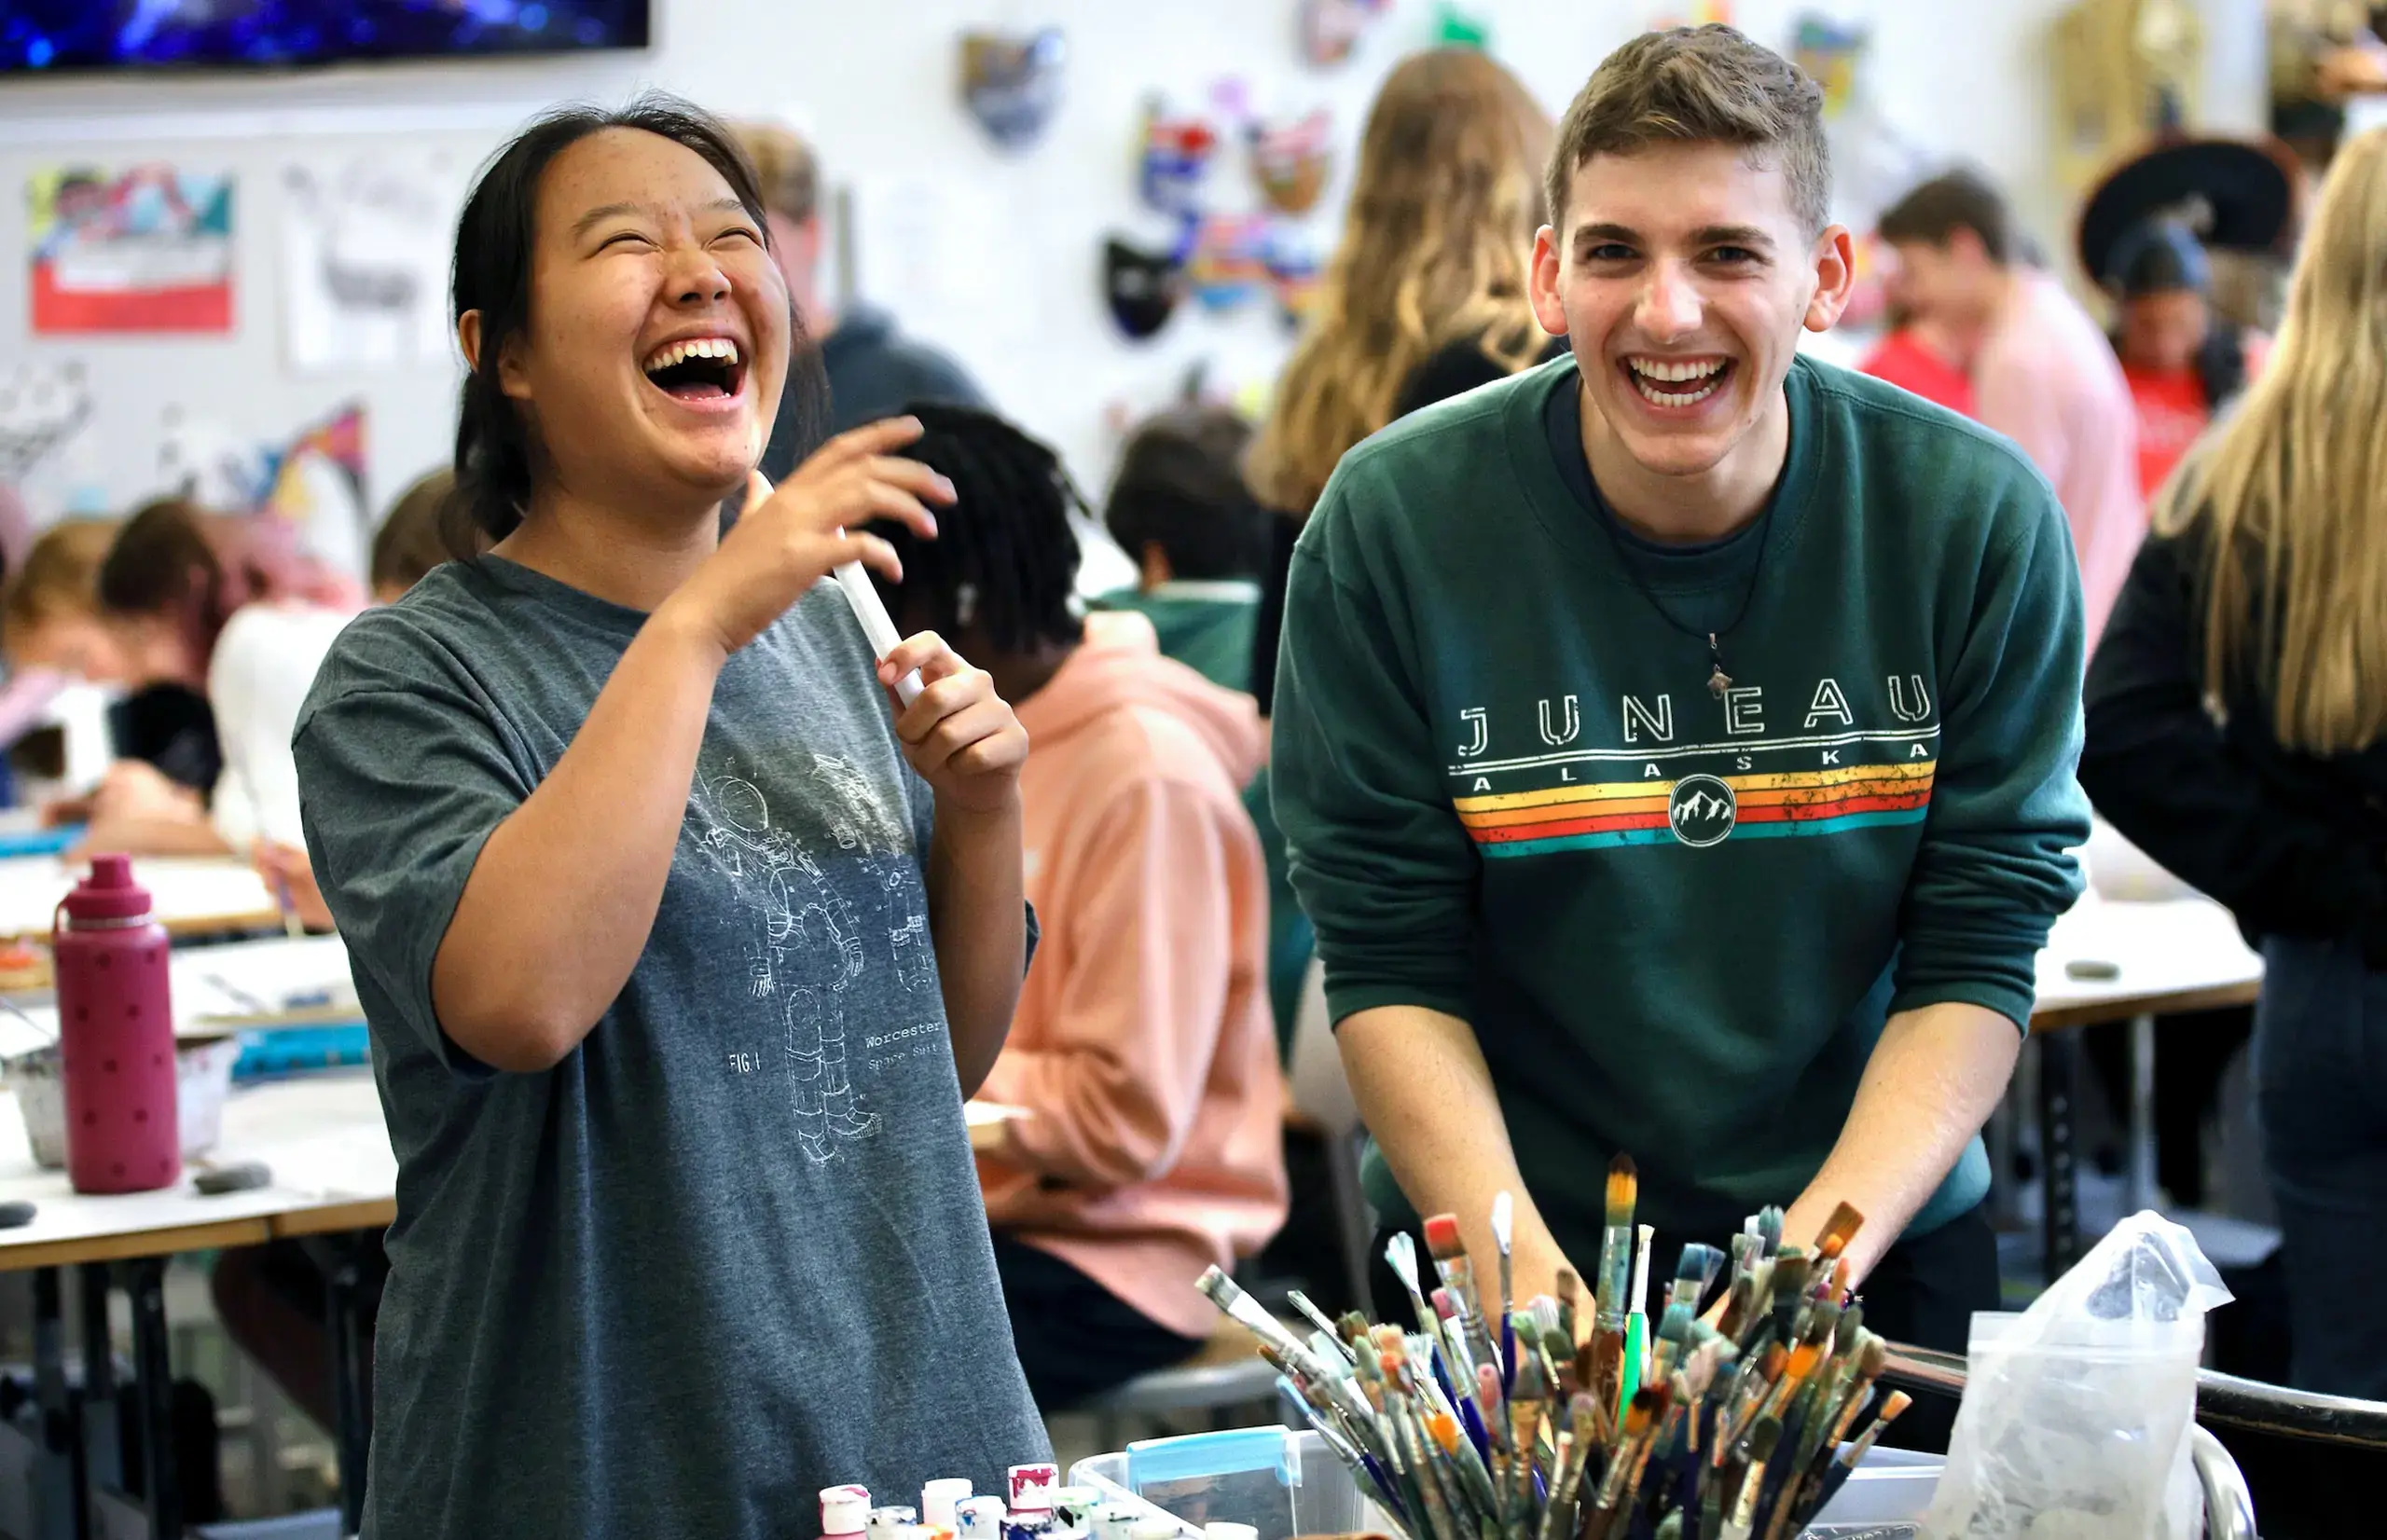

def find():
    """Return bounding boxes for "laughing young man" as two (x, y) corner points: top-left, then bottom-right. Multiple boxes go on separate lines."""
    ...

(1271, 25), (2087, 1425)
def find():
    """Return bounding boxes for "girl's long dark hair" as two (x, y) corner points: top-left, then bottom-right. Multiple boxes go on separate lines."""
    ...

(445, 92), (826, 557)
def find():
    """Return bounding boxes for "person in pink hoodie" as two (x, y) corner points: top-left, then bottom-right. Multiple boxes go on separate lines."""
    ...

(867, 403), (1290, 1409)
(1879, 171), (2143, 647)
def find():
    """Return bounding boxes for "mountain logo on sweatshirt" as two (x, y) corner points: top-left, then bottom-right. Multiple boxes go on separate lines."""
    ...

(1667, 775), (1737, 847)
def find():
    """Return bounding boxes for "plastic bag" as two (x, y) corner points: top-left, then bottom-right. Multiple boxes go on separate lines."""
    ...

(1920, 1212), (2232, 1539)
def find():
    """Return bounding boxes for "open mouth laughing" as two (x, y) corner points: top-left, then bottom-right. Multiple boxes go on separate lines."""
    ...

(641, 335), (748, 406)
(1621, 355), (1733, 409)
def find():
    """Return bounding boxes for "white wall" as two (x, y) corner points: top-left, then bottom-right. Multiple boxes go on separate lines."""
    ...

(0, 0), (2266, 556)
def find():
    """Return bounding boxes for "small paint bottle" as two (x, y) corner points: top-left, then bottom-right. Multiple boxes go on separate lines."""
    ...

(867, 1506), (918, 1540)
(922, 1479), (973, 1531)
(1007, 1464), (1060, 1513)
(821, 1487), (872, 1540)
(1048, 1487), (1099, 1532)
(957, 1496), (1008, 1539)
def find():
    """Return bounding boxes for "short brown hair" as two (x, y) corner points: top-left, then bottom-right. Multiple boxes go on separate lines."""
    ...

(98, 498), (222, 622)
(1876, 170), (2018, 264)
(1546, 25), (1830, 235)
(1107, 406), (1265, 582)
(727, 120), (820, 225)
(2, 518), (117, 639)
(372, 469), (476, 594)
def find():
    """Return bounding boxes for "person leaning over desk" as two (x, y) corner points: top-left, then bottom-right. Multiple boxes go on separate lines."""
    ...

(1269, 26), (2087, 1450)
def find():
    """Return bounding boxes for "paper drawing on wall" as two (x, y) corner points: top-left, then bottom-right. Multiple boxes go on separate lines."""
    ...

(1184, 213), (1271, 313)
(960, 28), (1067, 150)
(1791, 14), (1870, 120)
(282, 153), (463, 372)
(1299, 0), (1388, 67)
(156, 402), (370, 580)
(0, 363), (95, 487)
(28, 165), (234, 335)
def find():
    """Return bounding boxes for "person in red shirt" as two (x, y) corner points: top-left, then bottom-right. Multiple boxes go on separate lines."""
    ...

(1858, 305), (1977, 416)
(2105, 219), (2270, 500)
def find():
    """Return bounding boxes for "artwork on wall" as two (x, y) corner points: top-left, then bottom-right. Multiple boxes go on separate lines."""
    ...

(1102, 236), (1185, 340)
(1184, 213), (1273, 312)
(28, 165), (234, 334)
(155, 402), (371, 579)
(1298, 0), (1388, 68)
(959, 27), (1067, 151)
(1791, 14), (1870, 120)
(1250, 109), (1334, 215)
(1138, 98), (1222, 216)
(0, 362), (95, 488)
(283, 152), (466, 373)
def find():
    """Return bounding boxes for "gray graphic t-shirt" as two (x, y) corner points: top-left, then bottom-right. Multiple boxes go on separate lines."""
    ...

(293, 556), (1047, 1540)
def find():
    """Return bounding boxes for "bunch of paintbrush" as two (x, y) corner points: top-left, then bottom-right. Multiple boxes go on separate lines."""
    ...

(1198, 1184), (1914, 1540)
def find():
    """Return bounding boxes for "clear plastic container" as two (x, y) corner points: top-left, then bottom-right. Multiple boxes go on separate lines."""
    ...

(1069, 1428), (1939, 1540)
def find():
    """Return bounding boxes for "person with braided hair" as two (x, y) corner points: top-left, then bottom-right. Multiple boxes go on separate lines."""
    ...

(870, 403), (1289, 1409)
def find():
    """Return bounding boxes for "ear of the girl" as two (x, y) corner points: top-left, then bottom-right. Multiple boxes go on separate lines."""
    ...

(458, 310), (484, 371)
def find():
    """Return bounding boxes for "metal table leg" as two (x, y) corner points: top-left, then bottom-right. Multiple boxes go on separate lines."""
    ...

(302, 1232), (376, 1535)
(76, 1266), (118, 1498)
(2038, 1029), (2083, 1281)
(2125, 1011), (2160, 1217)
(28, 1269), (77, 1540)
(123, 1259), (177, 1540)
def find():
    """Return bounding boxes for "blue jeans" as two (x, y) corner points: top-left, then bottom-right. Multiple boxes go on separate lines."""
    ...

(2255, 936), (2387, 1400)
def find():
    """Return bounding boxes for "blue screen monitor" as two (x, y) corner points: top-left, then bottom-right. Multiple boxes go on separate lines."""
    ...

(0, 2), (653, 75)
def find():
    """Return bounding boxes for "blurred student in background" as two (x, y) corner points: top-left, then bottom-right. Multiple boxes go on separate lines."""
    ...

(1246, 47), (1557, 714)
(874, 403), (1288, 1409)
(1857, 304), (1976, 415)
(2082, 127), (2387, 1401)
(76, 499), (358, 859)
(3, 518), (129, 686)
(730, 121), (989, 484)
(2104, 218), (2270, 501)
(254, 469), (476, 934)
(1095, 405), (1269, 693)
(1878, 171), (2140, 641)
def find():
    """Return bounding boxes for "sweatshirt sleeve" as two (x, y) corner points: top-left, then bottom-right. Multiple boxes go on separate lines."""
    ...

(1270, 485), (1480, 1027)
(976, 776), (1248, 1191)
(1890, 476), (2091, 1031)
(2081, 532), (2387, 940)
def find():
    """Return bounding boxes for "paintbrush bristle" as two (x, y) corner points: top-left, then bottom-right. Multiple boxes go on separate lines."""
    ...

(1746, 1415), (1781, 1462)
(1511, 1350), (1546, 1399)
(1857, 1336), (1886, 1379)
(1385, 1231), (1422, 1294)
(1568, 1391), (1597, 1427)
(1491, 1191), (1513, 1252)
(1813, 1201), (1864, 1259)
(1621, 1385), (1661, 1437)
(1606, 1153), (1638, 1219)
(1657, 1302), (1693, 1345)
(1431, 1287), (1456, 1320)
(1880, 1390), (1911, 1421)
(1423, 1213), (1465, 1260)
(1531, 1295), (1563, 1339)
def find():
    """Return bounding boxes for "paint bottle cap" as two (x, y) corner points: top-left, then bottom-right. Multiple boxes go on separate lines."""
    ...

(1205, 1526), (1257, 1540)
(922, 1480), (973, 1529)
(821, 1487), (873, 1538)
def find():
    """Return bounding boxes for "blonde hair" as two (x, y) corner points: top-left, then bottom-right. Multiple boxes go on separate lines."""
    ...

(2158, 127), (2387, 754)
(725, 120), (819, 224)
(1246, 50), (1552, 514)
(2, 518), (118, 643)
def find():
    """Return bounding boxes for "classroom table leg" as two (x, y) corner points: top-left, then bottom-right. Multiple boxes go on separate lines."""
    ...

(76, 1265), (118, 1497)
(2038, 1030), (2083, 1282)
(310, 1234), (372, 1535)
(2125, 1011), (2159, 1217)
(124, 1260), (178, 1540)
(29, 1270), (77, 1540)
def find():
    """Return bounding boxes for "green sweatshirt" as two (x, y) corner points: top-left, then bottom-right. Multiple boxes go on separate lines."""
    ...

(1271, 354), (2088, 1258)
(1091, 582), (1262, 694)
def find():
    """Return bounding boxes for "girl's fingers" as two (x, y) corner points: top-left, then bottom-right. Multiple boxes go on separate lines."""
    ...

(912, 698), (1015, 766)
(857, 482), (940, 540)
(807, 415), (924, 470)
(833, 531), (904, 586)
(881, 630), (967, 683)
(865, 456), (959, 505)
(949, 725), (1029, 779)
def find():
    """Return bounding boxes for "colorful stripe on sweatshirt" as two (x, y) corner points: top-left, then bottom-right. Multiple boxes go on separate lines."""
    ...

(1455, 760), (1936, 858)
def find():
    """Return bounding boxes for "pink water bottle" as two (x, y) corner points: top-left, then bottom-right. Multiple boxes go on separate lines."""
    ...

(54, 855), (179, 1194)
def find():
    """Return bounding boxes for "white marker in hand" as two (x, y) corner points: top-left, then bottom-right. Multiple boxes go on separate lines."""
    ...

(749, 472), (925, 706)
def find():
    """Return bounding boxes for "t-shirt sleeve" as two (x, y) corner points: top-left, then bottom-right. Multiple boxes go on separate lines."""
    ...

(1271, 473), (1479, 1026)
(1890, 471), (2092, 1031)
(295, 671), (532, 1076)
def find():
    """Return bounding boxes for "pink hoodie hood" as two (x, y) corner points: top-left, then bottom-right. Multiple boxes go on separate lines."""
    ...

(1015, 611), (1264, 787)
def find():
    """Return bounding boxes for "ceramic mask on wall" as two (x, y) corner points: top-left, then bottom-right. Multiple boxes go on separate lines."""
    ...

(961, 28), (1067, 150)
(1250, 109), (1334, 215)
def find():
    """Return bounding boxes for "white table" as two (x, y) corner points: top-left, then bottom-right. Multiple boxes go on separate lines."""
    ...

(2024, 894), (2264, 1278)
(0, 852), (282, 943)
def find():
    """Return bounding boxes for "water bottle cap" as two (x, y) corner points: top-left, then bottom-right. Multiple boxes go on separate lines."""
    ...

(62, 853), (154, 924)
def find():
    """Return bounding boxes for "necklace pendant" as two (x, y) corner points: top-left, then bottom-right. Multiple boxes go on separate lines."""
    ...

(1707, 663), (1732, 699)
